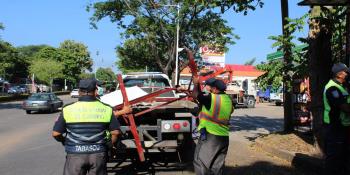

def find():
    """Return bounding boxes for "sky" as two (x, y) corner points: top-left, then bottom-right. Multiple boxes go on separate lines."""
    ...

(0, 0), (310, 73)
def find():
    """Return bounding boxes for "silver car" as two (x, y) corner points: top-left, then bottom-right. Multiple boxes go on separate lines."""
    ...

(22, 93), (63, 114)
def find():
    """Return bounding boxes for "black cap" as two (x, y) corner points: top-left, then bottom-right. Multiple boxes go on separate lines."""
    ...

(332, 63), (348, 75)
(78, 79), (97, 92)
(204, 78), (227, 92)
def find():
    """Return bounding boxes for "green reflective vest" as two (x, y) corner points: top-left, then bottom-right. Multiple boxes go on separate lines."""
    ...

(198, 93), (233, 136)
(62, 101), (113, 153)
(323, 79), (350, 126)
(63, 101), (112, 123)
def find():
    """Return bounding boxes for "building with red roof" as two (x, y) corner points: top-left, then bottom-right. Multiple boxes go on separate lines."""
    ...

(180, 64), (265, 96)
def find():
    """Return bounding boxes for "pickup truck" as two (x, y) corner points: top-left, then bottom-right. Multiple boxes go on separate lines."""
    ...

(108, 72), (197, 166)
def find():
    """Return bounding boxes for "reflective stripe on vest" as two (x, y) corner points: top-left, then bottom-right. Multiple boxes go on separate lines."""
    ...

(63, 101), (112, 153)
(323, 79), (349, 126)
(198, 93), (233, 136)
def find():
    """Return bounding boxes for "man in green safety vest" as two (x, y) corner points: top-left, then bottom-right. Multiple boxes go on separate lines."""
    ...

(52, 79), (131, 175)
(323, 63), (350, 175)
(191, 77), (233, 175)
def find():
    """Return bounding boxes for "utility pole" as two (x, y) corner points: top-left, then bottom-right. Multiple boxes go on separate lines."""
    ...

(281, 0), (294, 132)
(175, 3), (180, 85)
(346, 6), (350, 65)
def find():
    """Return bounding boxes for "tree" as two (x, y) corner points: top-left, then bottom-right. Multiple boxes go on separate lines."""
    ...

(244, 57), (256, 65)
(256, 14), (308, 91)
(17, 45), (49, 58)
(0, 22), (4, 39)
(306, 6), (347, 153)
(256, 60), (283, 91)
(0, 41), (29, 81)
(79, 72), (95, 80)
(29, 58), (64, 91)
(58, 40), (93, 84)
(96, 67), (115, 82)
(88, 0), (263, 77)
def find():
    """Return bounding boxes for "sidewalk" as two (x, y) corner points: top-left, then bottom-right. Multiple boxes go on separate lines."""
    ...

(224, 103), (319, 174)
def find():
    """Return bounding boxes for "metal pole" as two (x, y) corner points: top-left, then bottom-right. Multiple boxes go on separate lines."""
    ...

(175, 3), (180, 85)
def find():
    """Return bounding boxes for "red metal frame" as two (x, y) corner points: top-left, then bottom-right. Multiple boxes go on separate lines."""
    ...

(117, 74), (145, 162)
(187, 49), (233, 87)
(113, 49), (233, 162)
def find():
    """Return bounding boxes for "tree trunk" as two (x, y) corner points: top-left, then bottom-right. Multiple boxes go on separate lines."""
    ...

(281, 0), (294, 132)
(308, 17), (332, 153)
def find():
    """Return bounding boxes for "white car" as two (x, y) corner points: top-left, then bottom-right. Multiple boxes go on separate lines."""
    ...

(70, 89), (79, 98)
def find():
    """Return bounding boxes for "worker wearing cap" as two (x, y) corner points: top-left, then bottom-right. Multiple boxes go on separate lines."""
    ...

(191, 77), (233, 175)
(323, 63), (350, 174)
(52, 78), (132, 175)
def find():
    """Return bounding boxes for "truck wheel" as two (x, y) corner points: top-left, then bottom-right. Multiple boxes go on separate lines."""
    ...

(26, 110), (31, 114)
(276, 102), (282, 106)
(247, 99), (255, 108)
(178, 133), (195, 163)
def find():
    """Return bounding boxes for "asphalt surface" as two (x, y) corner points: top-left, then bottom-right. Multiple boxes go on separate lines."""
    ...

(0, 97), (310, 175)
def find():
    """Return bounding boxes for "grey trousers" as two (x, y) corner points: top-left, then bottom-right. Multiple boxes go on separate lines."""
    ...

(193, 132), (229, 175)
(64, 152), (107, 175)
(323, 125), (349, 175)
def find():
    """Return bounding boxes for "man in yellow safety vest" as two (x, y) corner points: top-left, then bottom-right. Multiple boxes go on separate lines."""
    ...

(191, 77), (233, 175)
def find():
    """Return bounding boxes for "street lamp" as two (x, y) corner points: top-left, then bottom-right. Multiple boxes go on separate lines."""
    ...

(157, 3), (180, 85)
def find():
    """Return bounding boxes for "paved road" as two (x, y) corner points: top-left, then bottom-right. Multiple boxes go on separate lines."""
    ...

(0, 98), (309, 175)
(0, 95), (76, 175)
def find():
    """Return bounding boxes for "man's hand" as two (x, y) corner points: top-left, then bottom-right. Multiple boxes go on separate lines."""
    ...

(113, 105), (132, 116)
(193, 76), (200, 85)
(122, 105), (132, 114)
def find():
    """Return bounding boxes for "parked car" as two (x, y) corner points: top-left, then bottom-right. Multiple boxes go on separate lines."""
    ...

(18, 85), (30, 93)
(22, 93), (63, 114)
(70, 89), (79, 98)
(7, 86), (22, 94)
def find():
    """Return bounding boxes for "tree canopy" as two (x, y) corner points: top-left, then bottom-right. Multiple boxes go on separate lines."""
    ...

(96, 67), (115, 82)
(256, 14), (308, 90)
(89, 0), (263, 77)
(0, 41), (29, 81)
(58, 40), (93, 84)
(29, 58), (64, 88)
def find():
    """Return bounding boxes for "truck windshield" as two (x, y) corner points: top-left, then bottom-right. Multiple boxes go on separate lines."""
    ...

(124, 78), (170, 88)
(123, 77), (174, 97)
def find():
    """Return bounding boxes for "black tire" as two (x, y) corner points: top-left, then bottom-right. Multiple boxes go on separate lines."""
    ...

(49, 105), (54, 113)
(276, 102), (282, 106)
(26, 110), (31, 114)
(247, 98), (255, 108)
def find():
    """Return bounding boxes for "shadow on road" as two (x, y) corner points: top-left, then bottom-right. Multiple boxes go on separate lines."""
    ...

(230, 115), (283, 133)
(0, 103), (23, 110)
(225, 161), (317, 175)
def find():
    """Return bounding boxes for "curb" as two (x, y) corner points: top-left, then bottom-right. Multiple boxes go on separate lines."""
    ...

(255, 139), (323, 173)
(255, 139), (294, 162)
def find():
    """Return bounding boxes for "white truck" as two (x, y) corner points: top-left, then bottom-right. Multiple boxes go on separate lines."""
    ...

(226, 81), (256, 108)
(270, 87), (283, 106)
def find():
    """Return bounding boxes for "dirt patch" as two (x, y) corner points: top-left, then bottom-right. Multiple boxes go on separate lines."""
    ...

(254, 132), (322, 157)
